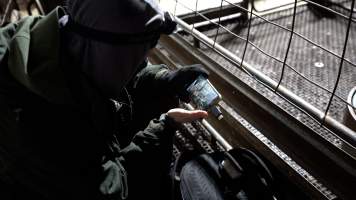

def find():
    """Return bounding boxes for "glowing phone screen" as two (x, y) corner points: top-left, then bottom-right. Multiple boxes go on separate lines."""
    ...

(187, 76), (221, 110)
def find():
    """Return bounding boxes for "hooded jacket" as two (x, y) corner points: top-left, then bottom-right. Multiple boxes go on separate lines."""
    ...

(0, 7), (175, 200)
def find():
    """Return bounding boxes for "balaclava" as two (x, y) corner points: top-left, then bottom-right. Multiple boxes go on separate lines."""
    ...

(64, 0), (175, 98)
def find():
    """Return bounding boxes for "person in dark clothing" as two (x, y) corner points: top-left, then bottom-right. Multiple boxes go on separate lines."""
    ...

(0, 0), (208, 199)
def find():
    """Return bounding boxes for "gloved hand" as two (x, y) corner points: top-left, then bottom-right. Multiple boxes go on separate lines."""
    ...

(160, 64), (209, 102)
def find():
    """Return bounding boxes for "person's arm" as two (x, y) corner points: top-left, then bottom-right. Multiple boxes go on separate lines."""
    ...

(125, 63), (209, 135)
(132, 63), (170, 92)
(121, 113), (175, 154)
(132, 63), (209, 102)
(121, 108), (207, 155)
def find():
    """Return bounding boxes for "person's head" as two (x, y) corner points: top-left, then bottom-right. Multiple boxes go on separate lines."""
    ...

(64, 0), (175, 98)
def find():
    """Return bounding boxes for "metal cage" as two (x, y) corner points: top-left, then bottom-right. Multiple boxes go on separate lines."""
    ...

(153, 0), (356, 199)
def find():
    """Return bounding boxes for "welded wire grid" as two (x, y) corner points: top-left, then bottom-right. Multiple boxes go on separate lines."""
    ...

(159, 0), (356, 150)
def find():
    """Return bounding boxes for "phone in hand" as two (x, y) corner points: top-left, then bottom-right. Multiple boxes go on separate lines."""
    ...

(187, 75), (222, 112)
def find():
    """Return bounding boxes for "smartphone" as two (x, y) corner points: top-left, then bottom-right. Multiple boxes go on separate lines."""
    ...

(187, 75), (222, 111)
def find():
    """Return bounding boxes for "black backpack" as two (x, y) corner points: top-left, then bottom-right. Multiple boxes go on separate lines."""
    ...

(172, 147), (279, 200)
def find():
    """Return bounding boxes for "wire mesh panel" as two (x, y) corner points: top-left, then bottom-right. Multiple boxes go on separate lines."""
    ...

(159, 0), (356, 152)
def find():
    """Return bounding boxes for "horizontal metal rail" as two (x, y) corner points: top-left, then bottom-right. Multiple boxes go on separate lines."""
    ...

(252, 0), (304, 13)
(184, 12), (242, 29)
(174, 16), (356, 149)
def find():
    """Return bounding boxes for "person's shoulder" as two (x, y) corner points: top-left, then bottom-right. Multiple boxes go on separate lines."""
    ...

(0, 16), (42, 54)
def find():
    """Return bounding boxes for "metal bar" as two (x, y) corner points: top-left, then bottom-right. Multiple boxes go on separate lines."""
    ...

(239, 0), (253, 77)
(174, 16), (356, 147)
(252, 0), (299, 13)
(191, 13), (242, 30)
(1, 0), (13, 26)
(213, 0), (224, 48)
(276, 0), (297, 91)
(178, 0), (244, 24)
(323, 0), (355, 124)
(191, 0), (199, 34)
(185, 104), (233, 151)
(34, 0), (45, 15)
(302, 0), (356, 22)
(334, 1), (356, 14)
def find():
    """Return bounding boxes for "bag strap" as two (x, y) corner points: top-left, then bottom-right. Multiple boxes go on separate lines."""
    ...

(229, 148), (274, 186)
(226, 148), (277, 200)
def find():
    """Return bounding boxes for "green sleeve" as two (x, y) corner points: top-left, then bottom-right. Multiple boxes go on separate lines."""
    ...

(126, 64), (179, 135)
(120, 114), (177, 155)
(132, 64), (170, 91)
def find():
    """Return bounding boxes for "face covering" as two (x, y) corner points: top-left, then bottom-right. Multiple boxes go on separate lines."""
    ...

(63, 0), (176, 98)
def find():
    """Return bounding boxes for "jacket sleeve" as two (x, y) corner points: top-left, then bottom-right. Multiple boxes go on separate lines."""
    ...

(125, 63), (179, 136)
(115, 113), (177, 199)
(132, 64), (170, 92)
(119, 113), (177, 175)
(118, 114), (177, 199)
(120, 113), (177, 156)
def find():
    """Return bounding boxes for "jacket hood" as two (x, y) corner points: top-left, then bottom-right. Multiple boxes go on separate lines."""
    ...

(67, 0), (165, 34)
(63, 0), (171, 99)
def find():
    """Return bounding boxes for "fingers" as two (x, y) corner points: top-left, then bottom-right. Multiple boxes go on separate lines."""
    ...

(167, 108), (208, 123)
(189, 110), (209, 119)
